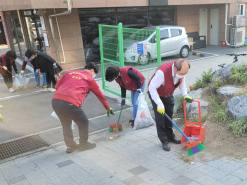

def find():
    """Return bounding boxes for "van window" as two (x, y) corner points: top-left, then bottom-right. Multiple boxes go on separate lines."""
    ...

(171, 29), (182, 37)
(160, 29), (169, 40)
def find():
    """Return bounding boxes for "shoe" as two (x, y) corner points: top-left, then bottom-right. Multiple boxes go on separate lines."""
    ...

(162, 142), (170, 151)
(129, 120), (134, 128)
(66, 147), (76, 153)
(48, 88), (56, 92)
(66, 145), (78, 153)
(8, 88), (15, 93)
(78, 142), (96, 151)
(169, 138), (181, 144)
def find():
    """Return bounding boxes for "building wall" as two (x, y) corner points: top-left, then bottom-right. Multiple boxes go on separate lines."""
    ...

(177, 4), (226, 45)
(168, 0), (234, 5)
(0, 0), (148, 11)
(176, 5), (199, 33)
(1, 0), (240, 11)
(41, 9), (85, 70)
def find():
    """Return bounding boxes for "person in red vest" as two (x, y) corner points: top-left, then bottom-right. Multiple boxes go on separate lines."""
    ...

(148, 59), (193, 151)
(105, 66), (145, 127)
(0, 50), (18, 92)
(52, 62), (114, 153)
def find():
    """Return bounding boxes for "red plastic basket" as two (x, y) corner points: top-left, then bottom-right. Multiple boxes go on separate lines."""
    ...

(181, 99), (205, 148)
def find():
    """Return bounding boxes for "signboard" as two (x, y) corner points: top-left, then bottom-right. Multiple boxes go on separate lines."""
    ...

(137, 43), (144, 55)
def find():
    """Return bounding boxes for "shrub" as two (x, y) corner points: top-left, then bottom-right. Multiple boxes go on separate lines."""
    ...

(229, 119), (247, 136)
(191, 69), (213, 90)
(209, 94), (247, 136)
(228, 65), (247, 85)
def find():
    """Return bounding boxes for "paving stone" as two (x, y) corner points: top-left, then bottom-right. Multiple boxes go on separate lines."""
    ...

(219, 175), (242, 185)
(238, 180), (247, 185)
(24, 168), (53, 185)
(128, 166), (148, 175)
(7, 175), (27, 185)
(231, 167), (247, 180)
(0, 162), (24, 181)
(98, 176), (126, 185)
(49, 175), (79, 185)
(138, 171), (165, 185)
(124, 176), (145, 185)
(56, 160), (74, 168)
(187, 181), (202, 185)
(169, 175), (194, 185)
(1, 126), (247, 185)
(185, 172), (222, 185)
(151, 166), (180, 183)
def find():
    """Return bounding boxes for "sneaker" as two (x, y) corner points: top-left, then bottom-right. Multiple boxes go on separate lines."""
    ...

(8, 88), (15, 93)
(162, 142), (171, 151)
(78, 142), (96, 151)
(48, 88), (56, 92)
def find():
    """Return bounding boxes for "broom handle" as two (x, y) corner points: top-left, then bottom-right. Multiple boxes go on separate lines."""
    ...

(117, 105), (123, 124)
(164, 113), (190, 141)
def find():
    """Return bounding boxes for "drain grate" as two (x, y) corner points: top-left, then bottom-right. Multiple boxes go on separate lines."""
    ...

(0, 135), (49, 160)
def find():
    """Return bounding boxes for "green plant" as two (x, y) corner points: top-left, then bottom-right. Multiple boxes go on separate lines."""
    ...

(192, 69), (213, 90)
(214, 109), (229, 123)
(229, 119), (247, 136)
(202, 69), (213, 84)
(209, 95), (229, 124)
(228, 65), (247, 85)
(211, 80), (223, 90)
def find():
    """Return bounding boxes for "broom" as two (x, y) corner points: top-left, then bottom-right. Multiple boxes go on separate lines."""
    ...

(164, 113), (205, 156)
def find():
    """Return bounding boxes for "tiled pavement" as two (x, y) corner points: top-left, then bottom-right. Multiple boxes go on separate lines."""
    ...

(0, 126), (247, 185)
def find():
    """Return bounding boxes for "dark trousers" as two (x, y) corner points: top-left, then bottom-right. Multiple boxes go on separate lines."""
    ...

(46, 69), (56, 88)
(2, 73), (13, 89)
(52, 99), (89, 148)
(149, 93), (175, 144)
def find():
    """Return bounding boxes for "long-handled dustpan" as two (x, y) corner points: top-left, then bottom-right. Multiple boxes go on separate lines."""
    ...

(108, 106), (123, 140)
(164, 113), (205, 156)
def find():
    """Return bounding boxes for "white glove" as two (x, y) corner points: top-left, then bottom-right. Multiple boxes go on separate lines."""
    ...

(2, 66), (7, 71)
(137, 88), (142, 93)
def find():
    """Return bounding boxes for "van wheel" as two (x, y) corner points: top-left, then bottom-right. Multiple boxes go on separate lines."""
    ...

(138, 53), (150, 65)
(180, 46), (189, 58)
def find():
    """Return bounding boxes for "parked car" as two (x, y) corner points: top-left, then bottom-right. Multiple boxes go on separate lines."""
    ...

(125, 26), (190, 65)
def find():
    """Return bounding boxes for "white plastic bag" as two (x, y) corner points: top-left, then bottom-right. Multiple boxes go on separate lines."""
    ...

(13, 74), (30, 89)
(51, 111), (76, 130)
(13, 75), (22, 89)
(134, 93), (155, 130)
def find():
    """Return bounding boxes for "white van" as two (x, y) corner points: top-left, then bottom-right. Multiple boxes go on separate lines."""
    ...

(125, 26), (190, 65)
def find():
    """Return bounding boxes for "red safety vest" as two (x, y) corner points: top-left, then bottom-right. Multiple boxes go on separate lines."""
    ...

(149, 62), (182, 97)
(115, 66), (145, 91)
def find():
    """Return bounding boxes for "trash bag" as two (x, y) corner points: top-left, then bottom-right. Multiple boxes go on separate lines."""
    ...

(13, 74), (30, 89)
(134, 93), (155, 130)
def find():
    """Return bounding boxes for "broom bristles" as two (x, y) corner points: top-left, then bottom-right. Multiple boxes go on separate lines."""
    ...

(187, 143), (205, 156)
